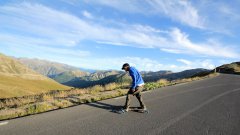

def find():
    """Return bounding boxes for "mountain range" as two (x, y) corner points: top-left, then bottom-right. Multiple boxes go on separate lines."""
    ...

(63, 68), (209, 88)
(16, 57), (209, 88)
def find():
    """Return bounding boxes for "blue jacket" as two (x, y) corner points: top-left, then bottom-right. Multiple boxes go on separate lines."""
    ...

(129, 67), (144, 89)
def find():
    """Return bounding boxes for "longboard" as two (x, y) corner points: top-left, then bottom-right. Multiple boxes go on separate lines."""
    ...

(113, 107), (149, 114)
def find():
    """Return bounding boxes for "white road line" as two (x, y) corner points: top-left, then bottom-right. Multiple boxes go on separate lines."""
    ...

(0, 121), (9, 126)
(113, 96), (125, 100)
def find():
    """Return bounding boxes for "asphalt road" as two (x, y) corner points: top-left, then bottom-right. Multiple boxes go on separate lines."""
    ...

(1, 74), (240, 135)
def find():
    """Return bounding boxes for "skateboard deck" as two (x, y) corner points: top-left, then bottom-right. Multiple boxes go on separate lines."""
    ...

(113, 107), (149, 114)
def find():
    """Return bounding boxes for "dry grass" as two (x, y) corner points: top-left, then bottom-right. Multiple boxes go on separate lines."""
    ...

(104, 83), (119, 91)
(89, 85), (105, 94)
(157, 79), (170, 86)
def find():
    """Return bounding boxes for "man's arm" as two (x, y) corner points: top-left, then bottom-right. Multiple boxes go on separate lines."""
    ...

(130, 70), (137, 91)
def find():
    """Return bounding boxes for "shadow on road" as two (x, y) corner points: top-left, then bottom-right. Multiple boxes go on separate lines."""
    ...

(86, 101), (124, 114)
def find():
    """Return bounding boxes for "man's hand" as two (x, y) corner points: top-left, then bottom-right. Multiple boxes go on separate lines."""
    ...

(129, 88), (140, 96)
(128, 88), (135, 95)
(133, 89), (140, 96)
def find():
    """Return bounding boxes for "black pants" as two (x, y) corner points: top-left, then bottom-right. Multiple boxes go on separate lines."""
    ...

(124, 86), (146, 108)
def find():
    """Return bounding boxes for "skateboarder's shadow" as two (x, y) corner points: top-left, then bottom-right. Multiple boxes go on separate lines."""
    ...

(86, 101), (123, 114)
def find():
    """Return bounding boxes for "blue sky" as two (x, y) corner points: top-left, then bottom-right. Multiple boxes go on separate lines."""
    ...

(0, 0), (239, 71)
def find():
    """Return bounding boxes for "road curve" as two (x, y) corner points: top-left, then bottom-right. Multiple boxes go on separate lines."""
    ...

(1, 74), (240, 135)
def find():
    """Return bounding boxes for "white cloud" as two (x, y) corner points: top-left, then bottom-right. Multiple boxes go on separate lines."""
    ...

(85, 0), (204, 28)
(170, 28), (239, 58)
(60, 0), (78, 5)
(3, 43), (90, 58)
(177, 59), (192, 65)
(68, 56), (180, 71)
(193, 1), (240, 35)
(177, 59), (215, 70)
(55, 56), (215, 72)
(84, 0), (145, 14)
(96, 41), (130, 47)
(0, 2), (88, 47)
(0, 2), (238, 60)
(148, 0), (204, 28)
(86, 0), (240, 35)
(82, 10), (93, 19)
(160, 48), (182, 54)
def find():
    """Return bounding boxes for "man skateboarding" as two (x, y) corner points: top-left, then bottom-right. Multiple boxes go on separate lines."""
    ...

(121, 63), (147, 112)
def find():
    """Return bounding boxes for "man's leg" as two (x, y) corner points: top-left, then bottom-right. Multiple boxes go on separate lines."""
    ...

(124, 91), (131, 111)
(135, 86), (146, 109)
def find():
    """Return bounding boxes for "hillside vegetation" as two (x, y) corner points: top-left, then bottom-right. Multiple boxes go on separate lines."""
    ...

(216, 62), (240, 74)
(0, 54), (70, 98)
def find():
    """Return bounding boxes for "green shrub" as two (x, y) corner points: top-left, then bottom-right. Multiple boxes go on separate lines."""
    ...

(144, 82), (159, 90)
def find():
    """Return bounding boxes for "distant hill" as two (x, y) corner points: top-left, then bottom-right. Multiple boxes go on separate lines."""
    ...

(64, 69), (209, 88)
(142, 68), (209, 82)
(64, 70), (124, 87)
(141, 70), (173, 81)
(80, 70), (122, 81)
(17, 58), (89, 83)
(0, 54), (70, 98)
(216, 62), (240, 74)
(191, 62), (240, 77)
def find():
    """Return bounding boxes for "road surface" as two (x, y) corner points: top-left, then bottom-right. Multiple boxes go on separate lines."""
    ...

(0, 74), (240, 135)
